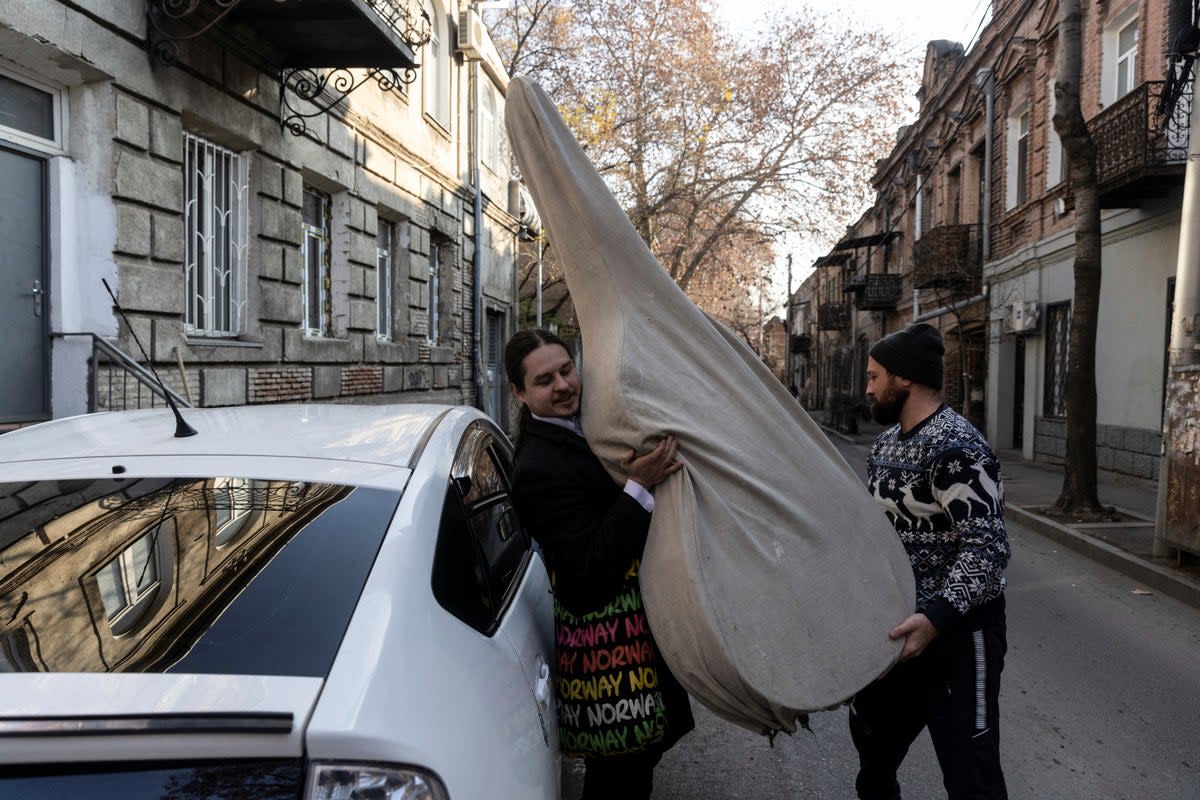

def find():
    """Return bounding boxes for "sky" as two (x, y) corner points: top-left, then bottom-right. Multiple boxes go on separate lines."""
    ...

(712, 0), (994, 306)
(715, 0), (992, 57)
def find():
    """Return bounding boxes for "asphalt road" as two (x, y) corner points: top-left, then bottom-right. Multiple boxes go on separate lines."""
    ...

(612, 437), (1200, 799)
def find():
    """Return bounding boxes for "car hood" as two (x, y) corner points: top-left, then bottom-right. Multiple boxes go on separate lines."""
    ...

(0, 673), (320, 764)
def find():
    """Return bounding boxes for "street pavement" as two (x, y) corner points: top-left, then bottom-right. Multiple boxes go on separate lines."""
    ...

(565, 423), (1200, 799)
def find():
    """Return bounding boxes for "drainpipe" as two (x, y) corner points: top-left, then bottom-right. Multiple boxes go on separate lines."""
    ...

(978, 68), (994, 261)
(535, 234), (543, 327)
(912, 285), (989, 324)
(470, 58), (486, 414)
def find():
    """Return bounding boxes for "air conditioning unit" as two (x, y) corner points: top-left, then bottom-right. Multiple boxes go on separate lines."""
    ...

(457, 8), (486, 61)
(1010, 301), (1040, 334)
(1053, 197), (1068, 217)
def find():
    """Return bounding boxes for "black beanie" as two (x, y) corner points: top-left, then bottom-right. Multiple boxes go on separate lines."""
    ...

(869, 323), (945, 390)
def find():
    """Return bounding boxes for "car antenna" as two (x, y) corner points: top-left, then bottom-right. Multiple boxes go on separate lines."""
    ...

(101, 279), (198, 438)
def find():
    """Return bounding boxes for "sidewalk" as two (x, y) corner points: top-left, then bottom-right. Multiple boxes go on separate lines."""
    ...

(819, 420), (1200, 611)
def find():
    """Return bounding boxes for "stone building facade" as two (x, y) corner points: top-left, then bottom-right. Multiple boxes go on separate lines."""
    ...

(0, 0), (521, 427)
(790, 0), (1193, 483)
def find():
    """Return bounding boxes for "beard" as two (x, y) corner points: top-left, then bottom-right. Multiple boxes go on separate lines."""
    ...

(870, 387), (909, 425)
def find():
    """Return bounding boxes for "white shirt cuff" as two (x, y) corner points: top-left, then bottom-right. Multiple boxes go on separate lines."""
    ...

(623, 480), (655, 513)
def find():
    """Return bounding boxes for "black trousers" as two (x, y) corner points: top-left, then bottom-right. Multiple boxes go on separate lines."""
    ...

(849, 597), (1008, 800)
(581, 750), (663, 800)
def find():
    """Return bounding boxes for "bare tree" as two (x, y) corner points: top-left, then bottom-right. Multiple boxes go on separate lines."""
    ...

(489, 0), (911, 334)
(1051, 0), (1104, 513)
(486, 0), (574, 86)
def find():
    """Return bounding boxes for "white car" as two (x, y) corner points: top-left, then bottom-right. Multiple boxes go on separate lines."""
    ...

(0, 404), (559, 799)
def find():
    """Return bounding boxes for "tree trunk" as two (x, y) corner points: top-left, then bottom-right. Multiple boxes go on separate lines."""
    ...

(1053, 0), (1103, 512)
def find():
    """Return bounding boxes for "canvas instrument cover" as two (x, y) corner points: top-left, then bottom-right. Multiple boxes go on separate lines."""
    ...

(506, 77), (915, 734)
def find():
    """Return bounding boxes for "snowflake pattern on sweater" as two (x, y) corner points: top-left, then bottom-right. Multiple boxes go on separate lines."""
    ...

(868, 405), (1010, 626)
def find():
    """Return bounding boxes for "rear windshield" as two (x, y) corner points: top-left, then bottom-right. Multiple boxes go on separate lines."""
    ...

(0, 760), (302, 800)
(0, 477), (400, 677)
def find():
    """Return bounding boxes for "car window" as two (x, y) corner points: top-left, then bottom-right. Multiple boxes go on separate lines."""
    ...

(0, 760), (303, 799)
(0, 478), (400, 677)
(431, 422), (531, 634)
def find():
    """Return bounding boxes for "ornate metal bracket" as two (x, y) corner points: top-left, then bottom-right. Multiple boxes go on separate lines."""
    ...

(280, 67), (417, 137)
(146, 0), (246, 66)
(367, 0), (433, 50)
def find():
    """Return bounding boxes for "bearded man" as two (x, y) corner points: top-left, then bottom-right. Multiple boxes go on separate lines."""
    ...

(850, 322), (1011, 800)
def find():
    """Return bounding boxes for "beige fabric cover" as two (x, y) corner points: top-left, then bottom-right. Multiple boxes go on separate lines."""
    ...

(506, 77), (915, 734)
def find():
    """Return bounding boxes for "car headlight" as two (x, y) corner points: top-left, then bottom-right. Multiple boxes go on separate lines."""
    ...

(306, 763), (449, 800)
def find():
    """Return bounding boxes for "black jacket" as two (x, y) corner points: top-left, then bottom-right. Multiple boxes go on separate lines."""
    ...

(512, 419), (651, 614)
(511, 418), (694, 750)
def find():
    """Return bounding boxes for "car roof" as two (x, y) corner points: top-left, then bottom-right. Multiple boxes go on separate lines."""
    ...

(0, 404), (460, 469)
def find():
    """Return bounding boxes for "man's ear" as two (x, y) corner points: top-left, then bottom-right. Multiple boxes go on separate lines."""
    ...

(892, 373), (914, 390)
(509, 382), (524, 403)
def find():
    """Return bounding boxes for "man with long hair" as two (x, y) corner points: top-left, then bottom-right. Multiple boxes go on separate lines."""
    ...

(504, 329), (693, 799)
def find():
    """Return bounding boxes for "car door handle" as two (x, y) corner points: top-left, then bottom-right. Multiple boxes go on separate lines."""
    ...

(534, 658), (552, 706)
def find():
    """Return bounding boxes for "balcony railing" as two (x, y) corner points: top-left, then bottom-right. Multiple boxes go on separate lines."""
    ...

(818, 303), (851, 331)
(1090, 80), (1192, 207)
(148, 0), (429, 67)
(911, 223), (981, 290)
(52, 333), (193, 413)
(856, 274), (903, 310)
(91, 336), (193, 413)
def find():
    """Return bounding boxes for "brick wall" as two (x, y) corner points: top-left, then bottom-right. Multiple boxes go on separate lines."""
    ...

(249, 368), (313, 404)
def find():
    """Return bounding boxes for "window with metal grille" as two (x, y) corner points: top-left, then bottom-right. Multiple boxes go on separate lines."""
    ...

(183, 133), (247, 336)
(486, 311), (503, 368)
(1043, 301), (1071, 418)
(428, 239), (445, 345)
(376, 220), (395, 340)
(302, 187), (332, 337)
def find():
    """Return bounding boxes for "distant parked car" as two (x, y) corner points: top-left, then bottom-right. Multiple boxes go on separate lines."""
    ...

(0, 404), (558, 799)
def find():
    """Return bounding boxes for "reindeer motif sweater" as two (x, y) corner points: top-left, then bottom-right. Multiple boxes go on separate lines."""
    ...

(867, 404), (1010, 632)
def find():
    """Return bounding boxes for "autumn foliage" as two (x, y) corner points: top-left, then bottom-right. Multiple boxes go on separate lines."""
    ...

(490, 0), (912, 347)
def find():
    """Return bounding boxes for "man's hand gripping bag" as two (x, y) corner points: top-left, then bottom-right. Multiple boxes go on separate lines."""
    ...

(506, 77), (915, 734)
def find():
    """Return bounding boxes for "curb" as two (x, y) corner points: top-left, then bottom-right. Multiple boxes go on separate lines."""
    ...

(1009, 505), (1200, 611)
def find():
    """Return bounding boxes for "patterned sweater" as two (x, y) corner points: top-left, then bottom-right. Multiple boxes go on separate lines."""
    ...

(867, 404), (1010, 631)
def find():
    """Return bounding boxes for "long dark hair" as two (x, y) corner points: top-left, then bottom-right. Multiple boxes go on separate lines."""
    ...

(504, 328), (571, 446)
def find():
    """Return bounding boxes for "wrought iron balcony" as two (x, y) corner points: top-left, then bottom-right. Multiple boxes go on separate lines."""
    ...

(856, 274), (904, 310)
(911, 223), (981, 290)
(842, 274), (867, 293)
(1090, 80), (1192, 208)
(790, 333), (812, 355)
(818, 303), (851, 331)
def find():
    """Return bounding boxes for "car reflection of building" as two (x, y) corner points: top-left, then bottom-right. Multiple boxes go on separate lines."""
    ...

(0, 477), (348, 673)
